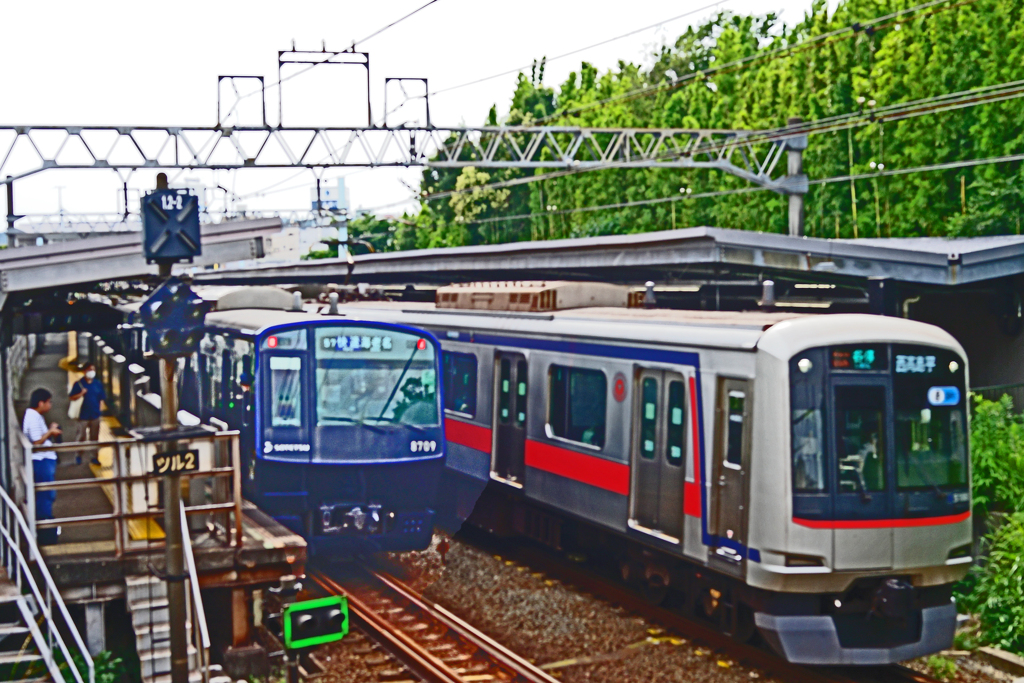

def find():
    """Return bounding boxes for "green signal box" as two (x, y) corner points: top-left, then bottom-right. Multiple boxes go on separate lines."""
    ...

(282, 596), (349, 649)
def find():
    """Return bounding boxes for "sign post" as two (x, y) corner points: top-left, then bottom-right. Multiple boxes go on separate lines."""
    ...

(140, 172), (208, 683)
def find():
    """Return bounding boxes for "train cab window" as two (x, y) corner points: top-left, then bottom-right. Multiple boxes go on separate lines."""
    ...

(834, 385), (887, 493)
(666, 380), (686, 466)
(548, 365), (607, 448)
(261, 329), (307, 351)
(515, 360), (528, 427)
(313, 326), (439, 427)
(443, 352), (478, 417)
(725, 391), (746, 466)
(498, 359), (512, 424)
(640, 377), (658, 459)
(269, 356), (303, 427)
(893, 346), (968, 490)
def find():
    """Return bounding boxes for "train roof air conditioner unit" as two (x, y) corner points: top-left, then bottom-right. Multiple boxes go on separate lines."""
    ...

(435, 281), (629, 312)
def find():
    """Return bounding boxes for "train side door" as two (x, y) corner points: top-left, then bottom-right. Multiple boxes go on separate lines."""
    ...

(830, 377), (893, 569)
(629, 370), (689, 544)
(491, 352), (528, 487)
(709, 378), (752, 569)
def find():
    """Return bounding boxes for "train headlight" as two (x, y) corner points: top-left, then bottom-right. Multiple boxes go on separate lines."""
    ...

(797, 358), (813, 373)
(834, 599), (842, 609)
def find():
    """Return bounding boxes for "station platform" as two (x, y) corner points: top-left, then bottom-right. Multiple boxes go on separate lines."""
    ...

(14, 333), (307, 601)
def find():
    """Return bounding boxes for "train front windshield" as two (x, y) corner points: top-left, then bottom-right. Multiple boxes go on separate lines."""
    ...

(790, 343), (969, 521)
(314, 326), (439, 427)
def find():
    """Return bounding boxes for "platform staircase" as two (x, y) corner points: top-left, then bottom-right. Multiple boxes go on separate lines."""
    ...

(0, 488), (93, 683)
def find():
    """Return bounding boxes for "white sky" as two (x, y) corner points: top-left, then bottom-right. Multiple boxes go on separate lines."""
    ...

(1, 0), (836, 224)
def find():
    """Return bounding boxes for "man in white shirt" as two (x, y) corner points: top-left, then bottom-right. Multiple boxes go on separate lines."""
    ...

(23, 388), (61, 545)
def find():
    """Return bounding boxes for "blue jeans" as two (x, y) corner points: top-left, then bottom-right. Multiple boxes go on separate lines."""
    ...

(32, 458), (57, 545)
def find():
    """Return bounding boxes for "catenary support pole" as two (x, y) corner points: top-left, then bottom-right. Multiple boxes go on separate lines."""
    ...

(787, 117), (807, 237)
(5, 177), (13, 232)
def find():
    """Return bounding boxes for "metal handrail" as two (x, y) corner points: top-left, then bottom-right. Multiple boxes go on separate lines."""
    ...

(0, 484), (94, 683)
(180, 501), (211, 683)
(18, 428), (244, 555)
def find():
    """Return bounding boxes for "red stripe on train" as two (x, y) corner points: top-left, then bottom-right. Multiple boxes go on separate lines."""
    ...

(685, 376), (702, 518)
(792, 511), (970, 529)
(444, 418), (492, 453)
(524, 439), (630, 496)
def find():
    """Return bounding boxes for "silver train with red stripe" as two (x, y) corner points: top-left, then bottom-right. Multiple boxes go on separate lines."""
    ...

(345, 296), (972, 665)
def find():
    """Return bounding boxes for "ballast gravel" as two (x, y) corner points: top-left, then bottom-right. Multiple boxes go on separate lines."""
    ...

(388, 533), (782, 683)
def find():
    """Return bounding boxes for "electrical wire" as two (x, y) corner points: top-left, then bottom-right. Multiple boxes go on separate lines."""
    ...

(533, 0), (978, 124)
(398, 75), (1024, 208)
(464, 151), (1024, 225)
(429, 1), (725, 97)
(351, 0), (440, 51)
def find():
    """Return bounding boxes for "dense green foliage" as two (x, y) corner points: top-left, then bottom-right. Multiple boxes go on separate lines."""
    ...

(954, 395), (1024, 653)
(966, 395), (1024, 520)
(373, 0), (1024, 247)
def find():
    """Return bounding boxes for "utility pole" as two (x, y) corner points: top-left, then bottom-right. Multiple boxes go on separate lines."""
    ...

(786, 117), (808, 237)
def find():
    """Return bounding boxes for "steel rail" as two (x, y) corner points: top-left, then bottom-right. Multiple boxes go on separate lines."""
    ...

(310, 568), (558, 683)
(309, 571), (465, 683)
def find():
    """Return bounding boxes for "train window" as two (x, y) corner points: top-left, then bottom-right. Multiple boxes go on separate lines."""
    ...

(640, 377), (658, 459)
(791, 351), (827, 492)
(498, 359), (511, 424)
(443, 352), (478, 417)
(893, 345), (968, 490)
(666, 380), (685, 466)
(548, 365), (607, 448)
(269, 356), (303, 427)
(314, 326), (439, 427)
(834, 385), (887, 493)
(516, 360), (528, 427)
(725, 392), (746, 466)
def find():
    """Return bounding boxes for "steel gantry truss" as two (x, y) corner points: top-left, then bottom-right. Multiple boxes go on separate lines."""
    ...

(0, 125), (808, 195)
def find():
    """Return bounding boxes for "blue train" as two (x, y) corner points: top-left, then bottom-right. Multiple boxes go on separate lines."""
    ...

(166, 299), (446, 554)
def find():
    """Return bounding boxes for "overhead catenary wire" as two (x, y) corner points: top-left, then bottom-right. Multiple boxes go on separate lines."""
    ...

(429, 1), (726, 97)
(532, 0), (979, 125)
(464, 151), (1024, 226)
(386, 75), (1024, 210)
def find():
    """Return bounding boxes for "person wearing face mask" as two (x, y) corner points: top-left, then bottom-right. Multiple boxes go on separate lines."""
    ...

(69, 363), (107, 466)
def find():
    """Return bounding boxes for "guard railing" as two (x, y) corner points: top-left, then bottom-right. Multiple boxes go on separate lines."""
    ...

(0, 485), (94, 683)
(181, 500), (211, 683)
(16, 428), (242, 556)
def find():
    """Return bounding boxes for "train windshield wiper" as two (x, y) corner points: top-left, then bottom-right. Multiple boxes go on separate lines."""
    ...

(376, 345), (420, 421)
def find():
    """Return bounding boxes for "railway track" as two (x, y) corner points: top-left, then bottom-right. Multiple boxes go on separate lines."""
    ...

(310, 566), (559, 683)
(452, 531), (944, 683)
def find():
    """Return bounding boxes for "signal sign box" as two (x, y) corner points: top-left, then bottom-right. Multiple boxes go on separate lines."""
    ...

(142, 189), (202, 263)
(283, 595), (349, 649)
(137, 276), (213, 356)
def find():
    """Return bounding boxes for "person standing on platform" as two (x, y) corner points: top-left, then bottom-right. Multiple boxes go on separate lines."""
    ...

(69, 362), (106, 466)
(23, 388), (61, 545)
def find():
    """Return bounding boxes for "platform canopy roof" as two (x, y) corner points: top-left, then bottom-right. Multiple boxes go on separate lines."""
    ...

(194, 226), (1024, 289)
(0, 218), (281, 305)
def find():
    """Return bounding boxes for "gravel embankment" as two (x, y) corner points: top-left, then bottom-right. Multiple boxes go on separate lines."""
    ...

(387, 533), (778, 683)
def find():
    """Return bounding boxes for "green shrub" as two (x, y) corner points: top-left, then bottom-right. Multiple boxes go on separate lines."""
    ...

(957, 512), (1024, 654)
(926, 654), (958, 681)
(968, 394), (1024, 519)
